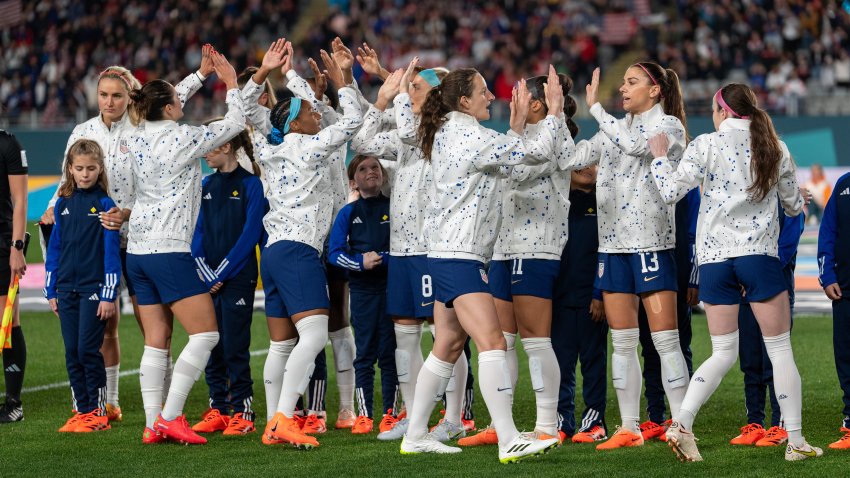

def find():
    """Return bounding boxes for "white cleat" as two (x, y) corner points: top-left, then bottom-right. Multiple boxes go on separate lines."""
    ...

(378, 418), (409, 441)
(401, 433), (462, 455)
(666, 421), (703, 462)
(430, 419), (466, 442)
(785, 441), (824, 461)
(498, 432), (559, 464)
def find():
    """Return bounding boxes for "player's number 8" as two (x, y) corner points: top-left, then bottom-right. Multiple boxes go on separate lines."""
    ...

(422, 275), (433, 298)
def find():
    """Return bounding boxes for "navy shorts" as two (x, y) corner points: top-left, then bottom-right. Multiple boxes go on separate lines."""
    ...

(510, 258), (560, 299)
(386, 255), (433, 319)
(126, 252), (208, 306)
(427, 258), (491, 308)
(488, 260), (512, 302)
(261, 240), (330, 318)
(119, 248), (136, 297)
(699, 255), (787, 305)
(594, 250), (678, 295)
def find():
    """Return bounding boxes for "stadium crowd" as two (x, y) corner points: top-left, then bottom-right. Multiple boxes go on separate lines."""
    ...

(1, 0), (850, 123)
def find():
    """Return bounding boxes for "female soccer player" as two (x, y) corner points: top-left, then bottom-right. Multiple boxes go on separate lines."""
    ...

(401, 66), (563, 463)
(41, 53), (215, 420)
(581, 63), (690, 450)
(649, 83), (820, 462)
(244, 43), (364, 449)
(46, 139), (120, 433)
(126, 50), (245, 445)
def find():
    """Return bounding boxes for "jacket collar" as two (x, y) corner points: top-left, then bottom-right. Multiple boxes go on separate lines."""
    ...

(626, 103), (665, 125)
(446, 110), (479, 126)
(718, 118), (751, 132)
(143, 119), (178, 132)
(98, 112), (129, 131)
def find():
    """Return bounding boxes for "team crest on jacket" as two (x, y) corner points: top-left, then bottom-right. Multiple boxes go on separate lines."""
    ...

(598, 262), (605, 278)
(480, 268), (489, 284)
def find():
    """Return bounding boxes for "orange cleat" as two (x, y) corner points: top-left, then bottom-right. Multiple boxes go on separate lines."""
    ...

(351, 415), (374, 434)
(269, 412), (319, 449)
(829, 427), (850, 450)
(396, 409), (407, 420)
(142, 427), (167, 444)
(58, 412), (82, 433)
(223, 412), (255, 436)
(75, 409), (111, 432)
(379, 410), (397, 433)
(535, 430), (563, 445)
(558, 430), (568, 443)
(335, 408), (356, 429)
(596, 427), (644, 450)
(192, 408), (230, 433)
(730, 423), (766, 446)
(572, 425), (607, 443)
(105, 404), (122, 422)
(755, 426), (787, 447)
(462, 418), (475, 432)
(457, 426), (499, 446)
(262, 414), (286, 445)
(301, 414), (327, 434)
(154, 414), (207, 445)
(640, 420), (666, 441)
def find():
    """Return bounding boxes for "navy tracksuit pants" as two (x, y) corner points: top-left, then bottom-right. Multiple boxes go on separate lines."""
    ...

(834, 298), (850, 428)
(205, 280), (255, 419)
(637, 287), (694, 424)
(58, 291), (107, 414)
(737, 302), (781, 427)
(351, 288), (398, 418)
(552, 305), (608, 436)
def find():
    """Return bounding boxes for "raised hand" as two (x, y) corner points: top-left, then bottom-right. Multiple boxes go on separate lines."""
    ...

(281, 41), (294, 76)
(199, 44), (214, 77)
(586, 67), (600, 107)
(356, 42), (388, 79)
(320, 49), (345, 89)
(331, 37), (355, 85)
(399, 56), (419, 95)
(307, 57), (328, 100)
(510, 78), (532, 134)
(261, 38), (288, 72)
(648, 133), (669, 158)
(544, 64), (564, 117)
(375, 68), (404, 111)
(212, 51), (237, 90)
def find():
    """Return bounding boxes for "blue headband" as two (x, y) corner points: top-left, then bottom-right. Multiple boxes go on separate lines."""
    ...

(418, 69), (441, 87)
(283, 97), (302, 134)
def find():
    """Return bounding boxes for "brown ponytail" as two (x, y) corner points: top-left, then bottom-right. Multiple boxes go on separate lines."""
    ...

(717, 83), (783, 202)
(527, 73), (578, 138)
(238, 67), (278, 108)
(129, 79), (175, 123)
(417, 68), (478, 160)
(633, 62), (688, 140)
(204, 118), (260, 177)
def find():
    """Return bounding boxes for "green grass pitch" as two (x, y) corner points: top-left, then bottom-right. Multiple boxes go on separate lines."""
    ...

(0, 312), (845, 477)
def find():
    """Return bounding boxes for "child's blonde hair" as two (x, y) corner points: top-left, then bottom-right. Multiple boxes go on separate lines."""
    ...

(58, 139), (109, 198)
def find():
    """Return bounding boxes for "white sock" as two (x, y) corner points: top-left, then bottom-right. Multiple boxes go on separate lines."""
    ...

(276, 315), (328, 417)
(610, 328), (642, 433)
(763, 331), (804, 447)
(503, 332), (518, 389)
(522, 337), (560, 436)
(407, 353), (453, 440)
(162, 354), (173, 404)
(329, 327), (355, 411)
(650, 329), (689, 418)
(105, 364), (120, 407)
(677, 331), (739, 431)
(444, 354), (467, 426)
(264, 339), (296, 420)
(478, 349), (520, 447)
(139, 346), (168, 429)
(428, 323), (437, 339)
(161, 332), (219, 421)
(394, 323), (424, 412)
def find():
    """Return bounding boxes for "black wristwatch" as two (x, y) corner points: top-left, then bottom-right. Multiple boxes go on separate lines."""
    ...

(11, 239), (23, 251)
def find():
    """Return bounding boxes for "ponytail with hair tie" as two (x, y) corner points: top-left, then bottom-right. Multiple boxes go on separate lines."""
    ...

(267, 126), (284, 146)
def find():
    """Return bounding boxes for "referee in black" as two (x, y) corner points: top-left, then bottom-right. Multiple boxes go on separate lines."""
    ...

(0, 129), (28, 423)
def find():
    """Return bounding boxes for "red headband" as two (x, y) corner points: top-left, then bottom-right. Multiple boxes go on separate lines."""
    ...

(99, 68), (134, 91)
(636, 63), (664, 98)
(714, 88), (749, 119)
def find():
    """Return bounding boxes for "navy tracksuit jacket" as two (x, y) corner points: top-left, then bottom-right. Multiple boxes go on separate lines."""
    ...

(191, 166), (264, 419)
(552, 188), (608, 436)
(45, 185), (121, 414)
(818, 172), (850, 428)
(328, 193), (398, 417)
